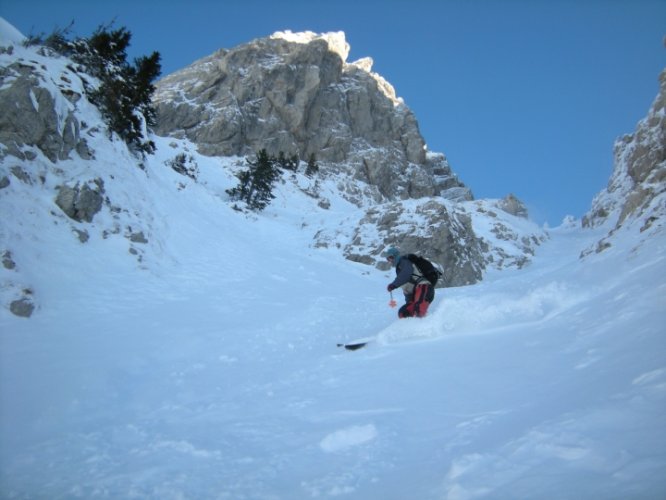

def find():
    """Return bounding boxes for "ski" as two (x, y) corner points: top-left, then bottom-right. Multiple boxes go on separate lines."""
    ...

(337, 341), (369, 351)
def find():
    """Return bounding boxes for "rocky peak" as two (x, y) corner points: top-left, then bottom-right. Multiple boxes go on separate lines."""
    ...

(582, 67), (666, 252)
(153, 30), (471, 202)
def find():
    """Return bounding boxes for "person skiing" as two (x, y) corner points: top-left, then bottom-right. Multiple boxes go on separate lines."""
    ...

(385, 247), (435, 318)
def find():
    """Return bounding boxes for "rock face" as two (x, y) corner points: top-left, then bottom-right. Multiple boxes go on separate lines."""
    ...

(0, 56), (92, 162)
(153, 31), (471, 202)
(342, 200), (487, 286)
(314, 196), (546, 287)
(582, 68), (666, 251)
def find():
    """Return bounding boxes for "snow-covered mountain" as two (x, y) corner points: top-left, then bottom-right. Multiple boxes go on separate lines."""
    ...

(1, 18), (665, 499)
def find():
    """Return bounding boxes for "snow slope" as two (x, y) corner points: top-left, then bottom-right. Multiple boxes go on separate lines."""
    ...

(1, 133), (665, 499)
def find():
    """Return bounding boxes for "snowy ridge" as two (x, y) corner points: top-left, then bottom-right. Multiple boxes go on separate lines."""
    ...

(1, 21), (665, 499)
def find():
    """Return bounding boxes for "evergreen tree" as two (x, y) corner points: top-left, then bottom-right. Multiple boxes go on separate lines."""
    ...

(81, 26), (161, 155)
(305, 153), (319, 177)
(85, 25), (131, 70)
(276, 151), (298, 172)
(226, 149), (279, 211)
(31, 22), (161, 155)
(131, 52), (161, 128)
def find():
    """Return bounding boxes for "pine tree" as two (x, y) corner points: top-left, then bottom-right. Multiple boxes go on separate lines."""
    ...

(43, 22), (162, 155)
(131, 52), (162, 128)
(226, 149), (279, 211)
(276, 151), (298, 171)
(305, 153), (319, 177)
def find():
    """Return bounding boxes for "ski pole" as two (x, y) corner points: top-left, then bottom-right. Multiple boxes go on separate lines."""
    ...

(388, 290), (397, 308)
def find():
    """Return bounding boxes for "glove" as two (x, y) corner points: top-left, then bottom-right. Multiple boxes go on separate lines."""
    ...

(387, 283), (396, 292)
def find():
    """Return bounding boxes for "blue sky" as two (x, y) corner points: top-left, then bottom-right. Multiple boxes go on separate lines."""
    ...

(1, 0), (664, 225)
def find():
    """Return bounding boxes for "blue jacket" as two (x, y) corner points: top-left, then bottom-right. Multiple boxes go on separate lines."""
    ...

(390, 256), (429, 294)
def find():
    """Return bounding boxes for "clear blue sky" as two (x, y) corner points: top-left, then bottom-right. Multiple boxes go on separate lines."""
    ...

(2, 0), (664, 225)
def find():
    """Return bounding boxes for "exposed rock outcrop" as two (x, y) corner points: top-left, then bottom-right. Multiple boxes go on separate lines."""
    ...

(498, 193), (529, 218)
(582, 68), (665, 252)
(344, 200), (486, 286)
(55, 179), (105, 223)
(314, 196), (546, 287)
(0, 58), (93, 162)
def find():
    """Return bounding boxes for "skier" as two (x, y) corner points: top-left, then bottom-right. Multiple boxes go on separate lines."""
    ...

(385, 247), (434, 318)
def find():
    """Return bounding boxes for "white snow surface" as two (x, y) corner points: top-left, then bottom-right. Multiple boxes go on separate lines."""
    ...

(1, 24), (666, 500)
(1, 152), (665, 500)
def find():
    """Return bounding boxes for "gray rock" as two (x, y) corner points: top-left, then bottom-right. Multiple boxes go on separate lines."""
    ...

(10, 166), (32, 184)
(55, 179), (104, 223)
(320, 195), (546, 285)
(343, 200), (486, 287)
(129, 231), (148, 244)
(153, 31), (470, 202)
(10, 297), (34, 318)
(0, 61), (89, 162)
(74, 229), (89, 243)
(497, 193), (528, 218)
(2, 250), (16, 269)
(582, 67), (666, 249)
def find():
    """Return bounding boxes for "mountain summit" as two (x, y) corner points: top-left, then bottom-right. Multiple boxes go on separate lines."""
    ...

(153, 30), (469, 202)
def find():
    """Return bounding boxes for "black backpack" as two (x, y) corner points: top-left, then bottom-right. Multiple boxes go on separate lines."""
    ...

(405, 254), (442, 286)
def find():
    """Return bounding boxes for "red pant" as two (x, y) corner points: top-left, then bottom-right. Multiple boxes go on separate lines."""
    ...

(398, 283), (432, 318)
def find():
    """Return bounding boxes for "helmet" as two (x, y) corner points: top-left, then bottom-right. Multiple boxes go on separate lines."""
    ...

(385, 247), (400, 261)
